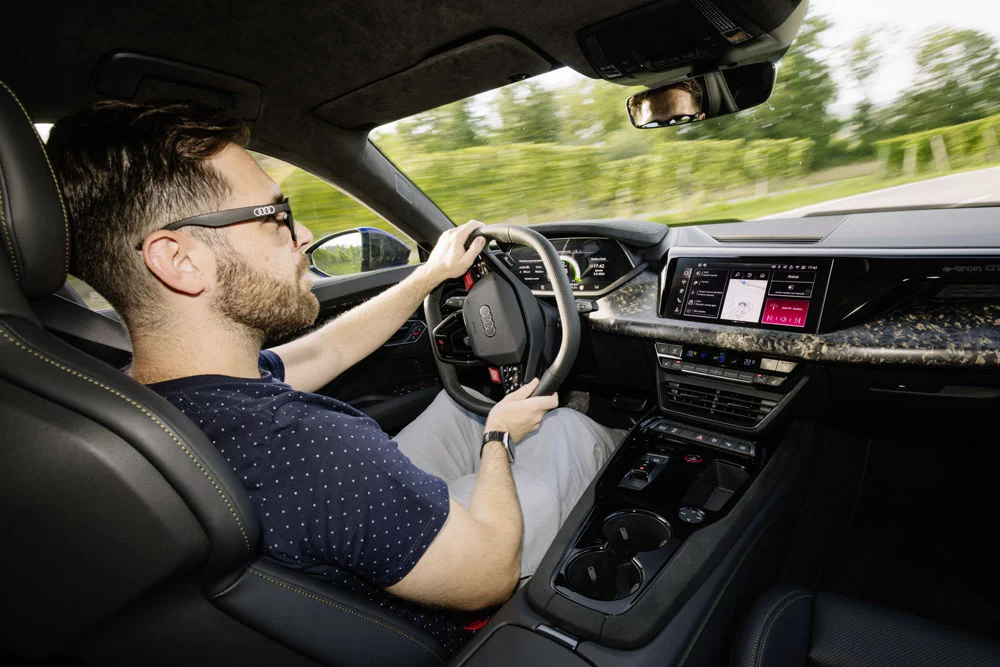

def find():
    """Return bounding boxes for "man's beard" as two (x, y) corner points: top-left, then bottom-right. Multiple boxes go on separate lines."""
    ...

(214, 252), (320, 341)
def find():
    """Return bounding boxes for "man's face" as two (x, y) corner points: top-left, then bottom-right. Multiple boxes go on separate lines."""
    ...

(207, 145), (319, 340)
(633, 85), (706, 127)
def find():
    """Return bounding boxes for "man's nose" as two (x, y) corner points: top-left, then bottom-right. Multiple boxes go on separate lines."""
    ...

(294, 220), (313, 250)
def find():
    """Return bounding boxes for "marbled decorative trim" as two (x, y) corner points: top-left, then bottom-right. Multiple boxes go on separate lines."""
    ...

(588, 271), (1000, 367)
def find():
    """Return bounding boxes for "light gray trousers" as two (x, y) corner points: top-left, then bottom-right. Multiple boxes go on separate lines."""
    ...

(394, 389), (626, 576)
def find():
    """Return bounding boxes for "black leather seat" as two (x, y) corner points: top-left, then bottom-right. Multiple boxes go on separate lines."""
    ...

(0, 81), (447, 666)
(732, 586), (1000, 667)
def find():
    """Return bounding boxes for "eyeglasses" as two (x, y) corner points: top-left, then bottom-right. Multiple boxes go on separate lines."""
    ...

(135, 198), (297, 250)
(638, 114), (699, 129)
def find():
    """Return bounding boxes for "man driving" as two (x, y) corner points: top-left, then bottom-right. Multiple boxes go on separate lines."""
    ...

(628, 78), (707, 128)
(46, 100), (624, 654)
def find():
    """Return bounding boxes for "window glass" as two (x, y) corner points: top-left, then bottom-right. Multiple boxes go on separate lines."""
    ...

(251, 152), (421, 266)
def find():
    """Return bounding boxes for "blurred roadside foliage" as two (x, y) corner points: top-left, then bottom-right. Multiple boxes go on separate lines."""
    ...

(373, 15), (1000, 225)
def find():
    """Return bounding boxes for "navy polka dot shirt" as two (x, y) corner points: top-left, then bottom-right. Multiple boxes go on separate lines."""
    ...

(150, 351), (470, 654)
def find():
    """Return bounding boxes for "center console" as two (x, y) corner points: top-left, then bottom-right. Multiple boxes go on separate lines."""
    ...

(550, 415), (760, 614)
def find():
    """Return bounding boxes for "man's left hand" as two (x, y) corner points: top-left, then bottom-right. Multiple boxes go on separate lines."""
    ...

(420, 220), (488, 287)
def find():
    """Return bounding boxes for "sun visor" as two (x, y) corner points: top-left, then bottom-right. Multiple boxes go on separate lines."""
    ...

(578, 0), (807, 87)
(315, 34), (552, 131)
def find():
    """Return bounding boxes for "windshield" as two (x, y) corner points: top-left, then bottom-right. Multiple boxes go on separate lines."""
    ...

(373, 0), (1000, 226)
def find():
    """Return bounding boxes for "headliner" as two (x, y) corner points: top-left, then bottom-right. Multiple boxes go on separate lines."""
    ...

(5, 0), (658, 126)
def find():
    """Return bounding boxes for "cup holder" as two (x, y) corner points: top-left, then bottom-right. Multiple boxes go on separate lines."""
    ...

(565, 548), (642, 601)
(603, 510), (672, 554)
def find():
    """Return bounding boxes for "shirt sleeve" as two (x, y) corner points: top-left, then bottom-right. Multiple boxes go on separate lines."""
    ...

(258, 349), (286, 382)
(262, 396), (450, 588)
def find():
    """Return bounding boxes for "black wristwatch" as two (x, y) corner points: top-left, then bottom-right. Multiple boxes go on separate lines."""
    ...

(481, 430), (514, 464)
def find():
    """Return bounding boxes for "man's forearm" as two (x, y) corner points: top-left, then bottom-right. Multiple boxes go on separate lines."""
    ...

(272, 265), (439, 392)
(469, 441), (524, 581)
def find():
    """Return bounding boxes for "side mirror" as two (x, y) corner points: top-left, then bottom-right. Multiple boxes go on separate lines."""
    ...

(306, 227), (411, 277)
(626, 62), (776, 129)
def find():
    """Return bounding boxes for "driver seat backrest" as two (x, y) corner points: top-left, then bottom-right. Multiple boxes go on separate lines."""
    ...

(0, 81), (447, 667)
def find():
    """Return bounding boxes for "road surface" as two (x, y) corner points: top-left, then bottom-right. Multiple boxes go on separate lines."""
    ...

(760, 165), (1000, 219)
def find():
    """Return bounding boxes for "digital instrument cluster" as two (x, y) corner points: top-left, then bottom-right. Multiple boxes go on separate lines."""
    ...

(661, 257), (833, 333)
(507, 237), (634, 293)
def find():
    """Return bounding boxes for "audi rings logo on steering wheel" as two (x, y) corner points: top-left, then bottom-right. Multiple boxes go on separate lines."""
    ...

(254, 205), (277, 217)
(479, 305), (497, 338)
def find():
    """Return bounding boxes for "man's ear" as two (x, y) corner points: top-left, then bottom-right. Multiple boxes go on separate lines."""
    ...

(141, 231), (210, 296)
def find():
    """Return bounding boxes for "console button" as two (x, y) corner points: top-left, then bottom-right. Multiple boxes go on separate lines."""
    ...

(667, 344), (684, 357)
(658, 356), (673, 369)
(708, 367), (724, 377)
(682, 362), (697, 372)
(738, 371), (755, 382)
(684, 454), (703, 464)
(693, 364), (712, 375)
(690, 432), (708, 444)
(722, 440), (739, 450)
(776, 360), (797, 373)
(761, 358), (778, 371)
(679, 507), (706, 524)
(754, 373), (770, 384)
(766, 375), (785, 387)
(723, 369), (740, 380)
(706, 435), (723, 447)
(654, 342), (669, 354)
(736, 443), (752, 454)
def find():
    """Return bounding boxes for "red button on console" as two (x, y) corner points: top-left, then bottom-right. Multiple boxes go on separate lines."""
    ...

(488, 367), (502, 384)
(684, 454), (703, 464)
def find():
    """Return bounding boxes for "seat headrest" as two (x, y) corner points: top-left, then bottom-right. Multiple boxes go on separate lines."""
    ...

(0, 81), (69, 300)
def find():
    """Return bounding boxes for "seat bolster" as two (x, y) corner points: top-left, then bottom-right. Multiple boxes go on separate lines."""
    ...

(810, 591), (1000, 667)
(211, 558), (447, 667)
(731, 585), (812, 667)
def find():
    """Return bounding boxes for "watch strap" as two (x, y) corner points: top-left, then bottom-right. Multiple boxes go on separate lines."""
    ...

(481, 431), (514, 464)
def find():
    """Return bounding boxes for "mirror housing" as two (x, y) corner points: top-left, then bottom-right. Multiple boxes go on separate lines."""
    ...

(626, 62), (775, 129)
(306, 227), (411, 277)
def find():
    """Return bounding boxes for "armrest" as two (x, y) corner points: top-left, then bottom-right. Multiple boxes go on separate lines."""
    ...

(211, 558), (447, 667)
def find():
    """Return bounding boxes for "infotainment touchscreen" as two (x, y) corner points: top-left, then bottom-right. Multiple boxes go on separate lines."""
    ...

(661, 257), (833, 333)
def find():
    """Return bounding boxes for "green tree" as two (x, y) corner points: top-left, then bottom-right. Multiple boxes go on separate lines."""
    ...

(491, 82), (562, 144)
(883, 27), (1000, 134)
(845, 27), (887, 151)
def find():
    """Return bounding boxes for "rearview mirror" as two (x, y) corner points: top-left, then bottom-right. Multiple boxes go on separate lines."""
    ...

(626, 62), (776, 129)
(307, 227), (411, 277)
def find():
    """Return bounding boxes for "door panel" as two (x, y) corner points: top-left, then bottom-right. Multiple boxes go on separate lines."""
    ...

(302, 266), (442, 433)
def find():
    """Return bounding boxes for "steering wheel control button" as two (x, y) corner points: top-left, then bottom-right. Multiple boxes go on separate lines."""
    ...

(488, 367), (502, 384)
(462, 271), (475, 291)
(679, 507), (706, 524)
(684, 454), (703, 464)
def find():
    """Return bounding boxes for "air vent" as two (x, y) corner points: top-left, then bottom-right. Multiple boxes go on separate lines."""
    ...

(936, 284), (1000, 299)
(711, 235), (825, 244)
(661, 380), (777, 427)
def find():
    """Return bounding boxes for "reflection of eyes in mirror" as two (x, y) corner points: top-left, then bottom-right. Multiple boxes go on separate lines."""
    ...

(628, 79), (707, 128)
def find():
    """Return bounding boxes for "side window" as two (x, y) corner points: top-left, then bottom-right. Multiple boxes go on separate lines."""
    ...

(252, 153), (421, 273)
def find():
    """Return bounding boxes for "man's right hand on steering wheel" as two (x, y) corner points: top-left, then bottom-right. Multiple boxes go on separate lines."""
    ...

(485, 377), (559, 443)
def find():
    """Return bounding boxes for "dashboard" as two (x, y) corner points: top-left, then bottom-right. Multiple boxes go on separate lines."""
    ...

(509, 211), (1000, 369)
(506, 237), (636, 294)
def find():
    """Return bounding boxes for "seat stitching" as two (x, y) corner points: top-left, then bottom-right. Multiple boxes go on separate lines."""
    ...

(0, 80), (71, 273)
(756, 594), (812, 667)
(748, 589), (806, 666)
(0, 185), (18, 280)
(245, 568), (445, 665)
(0, 324), (251, 551)
(677, 519), (776, 667)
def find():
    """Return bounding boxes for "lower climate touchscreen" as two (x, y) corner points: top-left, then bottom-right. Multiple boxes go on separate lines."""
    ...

(661, 257), (832, 333)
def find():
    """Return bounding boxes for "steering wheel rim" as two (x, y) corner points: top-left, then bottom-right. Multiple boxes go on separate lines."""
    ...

(423, 224), (581, 417)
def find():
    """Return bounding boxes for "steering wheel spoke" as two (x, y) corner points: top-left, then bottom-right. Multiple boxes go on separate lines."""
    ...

(423, 224), (581, 417)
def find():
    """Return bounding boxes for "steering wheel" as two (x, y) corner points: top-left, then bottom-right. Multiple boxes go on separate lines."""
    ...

(423, 225), (581, 417)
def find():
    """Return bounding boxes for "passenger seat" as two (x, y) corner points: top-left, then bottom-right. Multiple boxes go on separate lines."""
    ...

(732, 585), (1000, 667)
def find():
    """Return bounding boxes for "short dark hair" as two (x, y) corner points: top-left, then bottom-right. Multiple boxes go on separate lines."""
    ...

(46, 100), (249, 330)
(628, 78), (704, 120)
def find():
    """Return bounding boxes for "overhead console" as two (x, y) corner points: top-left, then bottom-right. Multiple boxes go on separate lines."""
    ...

(577, 0), (807, 86)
